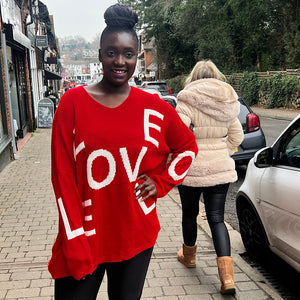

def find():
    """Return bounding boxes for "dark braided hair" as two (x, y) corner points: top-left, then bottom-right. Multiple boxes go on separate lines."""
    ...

(100, 4), (138, 47)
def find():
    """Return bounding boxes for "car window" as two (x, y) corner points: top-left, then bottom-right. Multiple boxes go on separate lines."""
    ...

(142, 82), (168, 90)
(238, 103), (249, 128)
(278, 120), (300, 168)
(147, 84), (161, 89)
(157, 84), (169, 91)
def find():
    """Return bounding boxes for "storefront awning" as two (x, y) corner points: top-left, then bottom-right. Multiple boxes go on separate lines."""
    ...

(44, 70), (62, 80)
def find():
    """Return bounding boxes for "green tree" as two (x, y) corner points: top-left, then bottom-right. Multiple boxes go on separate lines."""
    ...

(119, 0), (300, 76)
(268, 0), (300, 69)
(224, 0), (273, 71)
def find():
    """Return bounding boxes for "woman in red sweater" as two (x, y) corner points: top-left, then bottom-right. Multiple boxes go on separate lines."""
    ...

(49, 4), (198, 300)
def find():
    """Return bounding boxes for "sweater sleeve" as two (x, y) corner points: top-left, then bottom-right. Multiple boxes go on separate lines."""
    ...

(151, 107), (198, 198)
(225, 117), (244, 156)
(51, 93), (94, 280)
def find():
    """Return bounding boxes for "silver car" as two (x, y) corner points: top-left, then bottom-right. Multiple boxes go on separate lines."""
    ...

(236, 114), (300, 272)
(140, 81), (172, 96)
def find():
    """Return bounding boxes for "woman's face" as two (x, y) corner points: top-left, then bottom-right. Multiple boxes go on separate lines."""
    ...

(99, 31), (138, 87)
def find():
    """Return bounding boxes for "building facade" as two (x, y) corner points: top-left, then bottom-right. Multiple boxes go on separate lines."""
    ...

(0, 0), (61, 172)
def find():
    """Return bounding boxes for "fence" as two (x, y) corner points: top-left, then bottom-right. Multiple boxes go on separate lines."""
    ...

(228, 69), (299, 92)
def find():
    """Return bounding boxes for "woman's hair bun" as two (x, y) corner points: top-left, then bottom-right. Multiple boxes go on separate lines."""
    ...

(104, 4), (138, 29)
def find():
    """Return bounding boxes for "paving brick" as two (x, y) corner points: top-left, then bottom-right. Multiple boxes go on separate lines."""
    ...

(30, 279), (52, 288)
(234, 290), (270, 299)
(184, 284), (217, 295)
(236, 281), (260, 291)
(6, 252), (26, 260)
(0, 280), (30, 290)
(179, 295), (212, 300)
(40, 286), (53, 296)
(153, 269), (175, 278)
(173, 267), (204, 277)
(142, 286), (164, 298)
(163, 286), (185, 296)
(0, 289), (7, 299)
(235, 272), (250, 282)
(18, 297), (53, 300)
(11, 271), (42, 281)
(0, 273), (10, 281)
(6, 288), (40, 298)
(198, 275), (219, 285)
(148, 277), (170, 287)
(157, 297), (179, 300)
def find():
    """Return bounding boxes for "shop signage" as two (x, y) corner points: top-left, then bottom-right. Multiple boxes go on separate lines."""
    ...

(47, 57), (57, 64)
(38, 98), (54, 128)
(36, 35), (48, 47)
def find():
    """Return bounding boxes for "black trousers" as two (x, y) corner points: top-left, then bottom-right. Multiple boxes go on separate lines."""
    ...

(54, 247), (153, 300)
(178, 184), (231, 257)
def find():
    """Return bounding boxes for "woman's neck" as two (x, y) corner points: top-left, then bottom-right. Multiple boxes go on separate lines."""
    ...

(84, 79), (131, 108)
(97, 78), (130, 95)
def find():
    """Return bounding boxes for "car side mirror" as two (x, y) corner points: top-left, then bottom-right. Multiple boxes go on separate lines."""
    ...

(254, 147), (273, 168)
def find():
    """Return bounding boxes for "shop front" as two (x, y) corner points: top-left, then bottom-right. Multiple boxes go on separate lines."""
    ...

(4, 23), (32, 140)
(0, 57), (11, 171)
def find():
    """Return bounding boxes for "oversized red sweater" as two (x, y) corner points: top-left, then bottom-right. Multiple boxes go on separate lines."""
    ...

(48, 86), (198, 280)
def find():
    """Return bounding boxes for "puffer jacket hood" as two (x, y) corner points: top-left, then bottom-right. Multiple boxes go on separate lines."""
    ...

(177, 78), (240, 122)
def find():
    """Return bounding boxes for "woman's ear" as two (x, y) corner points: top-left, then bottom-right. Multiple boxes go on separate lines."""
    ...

(98, 49), (102, 62)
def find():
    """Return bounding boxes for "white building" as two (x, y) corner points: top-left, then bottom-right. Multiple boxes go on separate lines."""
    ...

(89, 62), (102, 82)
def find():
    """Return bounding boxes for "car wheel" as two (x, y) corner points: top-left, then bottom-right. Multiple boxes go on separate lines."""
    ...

(237, 200), (269, 261)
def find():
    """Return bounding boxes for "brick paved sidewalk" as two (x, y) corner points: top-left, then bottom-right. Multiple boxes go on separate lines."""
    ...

(0, 129), (282, 299)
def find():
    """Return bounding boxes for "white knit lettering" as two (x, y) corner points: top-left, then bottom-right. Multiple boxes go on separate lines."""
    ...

(85, 229), (96, 236)
(144, 109), (164, 148)
(75, 141), (85, 157)
(58, 197), (85, 240)
(87, 149), (116, 190)
(168, 151), (195, 180)
(120, 147), (148, 182)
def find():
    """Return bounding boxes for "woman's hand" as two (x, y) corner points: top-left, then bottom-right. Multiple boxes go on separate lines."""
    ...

(135, 174), (157, 201)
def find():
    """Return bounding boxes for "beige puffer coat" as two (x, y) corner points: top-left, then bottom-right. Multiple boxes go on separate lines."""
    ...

(176, 78), (244, 187)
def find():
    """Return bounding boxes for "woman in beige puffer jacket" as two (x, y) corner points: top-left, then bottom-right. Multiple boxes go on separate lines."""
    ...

(176, 60), (244, 295)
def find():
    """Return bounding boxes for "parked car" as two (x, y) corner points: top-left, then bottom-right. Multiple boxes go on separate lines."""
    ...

(63, 79), (76, 89)
(140, 81), (172, 96)
(232, 97), (266, 164)
(140, 88), (177, 109)
(140, 88), (162, 96)
(128, 79), (141, 88)
(236, 114), (300, 272)
(160, 95), (177, 109)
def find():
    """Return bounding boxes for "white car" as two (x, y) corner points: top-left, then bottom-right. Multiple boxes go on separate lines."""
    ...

(236, 114), (300, 272)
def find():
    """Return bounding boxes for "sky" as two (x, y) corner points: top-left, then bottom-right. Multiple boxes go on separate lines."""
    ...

(41, 0), (118, 42)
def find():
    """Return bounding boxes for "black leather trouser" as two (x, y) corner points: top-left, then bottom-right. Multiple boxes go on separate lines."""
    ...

(178, 183), (231, 257)
(55, 247), (153, 300)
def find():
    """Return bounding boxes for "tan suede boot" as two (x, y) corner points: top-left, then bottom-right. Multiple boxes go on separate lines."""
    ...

(216, 256), (236, 294)
(177, 244), (197, 268)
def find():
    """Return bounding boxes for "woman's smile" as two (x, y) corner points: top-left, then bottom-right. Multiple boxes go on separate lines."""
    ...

(112, 69), (127, 78)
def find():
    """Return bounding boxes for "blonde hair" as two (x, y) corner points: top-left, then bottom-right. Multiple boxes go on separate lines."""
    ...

(185, 59), (227, 85)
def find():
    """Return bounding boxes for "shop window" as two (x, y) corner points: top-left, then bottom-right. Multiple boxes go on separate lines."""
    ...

(0, 69), (8, 140)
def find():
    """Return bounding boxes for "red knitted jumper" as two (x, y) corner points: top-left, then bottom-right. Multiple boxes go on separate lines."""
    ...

(48, 86), (198, 280)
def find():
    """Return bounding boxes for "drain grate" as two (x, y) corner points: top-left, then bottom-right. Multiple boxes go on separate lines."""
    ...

(241, 253), (300, 300)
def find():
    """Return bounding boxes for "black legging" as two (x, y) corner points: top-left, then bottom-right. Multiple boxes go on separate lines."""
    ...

(178, 184), (231, 257)
(54, 247), (153, 300)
